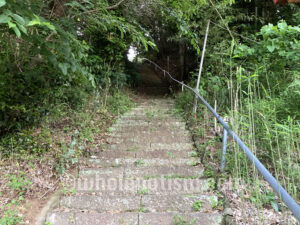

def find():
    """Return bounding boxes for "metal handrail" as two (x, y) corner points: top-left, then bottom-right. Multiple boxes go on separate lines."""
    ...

(141, 57), (300, 221)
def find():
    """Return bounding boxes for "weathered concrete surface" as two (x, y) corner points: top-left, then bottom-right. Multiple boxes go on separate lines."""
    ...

(106, 136), (192, 144)
(136, 178), (210, 195)
(60, 195), (141, 212)
(105, 142), (194, 151)
(46, 212), (75, 225)
(95, 149), (197, 159)
(124, 165), (204, 179)
(139, 212), (223, 225)
(109, 125), (186, 133)
(85, 158), (199, 168)
(109, 130), (190, 138)
(46, 212), (139, 225)
(45, 97), (223, 225)
(135, 150), (198, 159)
(141, 194), (218, 212)
(79, 167), (124, 179)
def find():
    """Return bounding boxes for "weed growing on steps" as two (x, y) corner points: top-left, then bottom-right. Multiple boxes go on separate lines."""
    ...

(134, 159), (145, 166)
(172, 214), (196, 225)
(192, 201), (203, 211)
(137, 186), (149, 195)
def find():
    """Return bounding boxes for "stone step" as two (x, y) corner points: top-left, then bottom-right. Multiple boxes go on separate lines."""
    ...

(57, 194), (217, 213)
(46, 212), (223, 225)
(109, 125), (185, 133)
(136, 149), (198, 159)
(111, 121), (186, 128)
(108, 130), (190, 138)
(122, 111), (174, 117)
(71, 178), (211, 195)
(84, 158), (199, 168)
(115, 118), (182, 124)
(104, 143), (194, 152)
(139, 212), (223, 225)
(46, 212), (139, 225)
(79, 165), (204, 179)
(133, 105), (174, 110)
(60, 195), (141, 213)
(79, 166), (124, 179)
(95, 149), (198, 159)
(106, 136), (192, 144)
(118, 115), (182, 121)
(141, 194), (218, 213)
(124, 165), (204, 179)
(125, 108), (171, 114)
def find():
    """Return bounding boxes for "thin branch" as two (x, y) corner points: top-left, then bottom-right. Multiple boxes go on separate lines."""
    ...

(106, 0), (126, 10)
(79, 0), (126, 15)
(208, 0), (235, 41)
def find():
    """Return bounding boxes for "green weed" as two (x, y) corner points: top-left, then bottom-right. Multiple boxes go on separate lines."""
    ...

(192, 201), (203, 211)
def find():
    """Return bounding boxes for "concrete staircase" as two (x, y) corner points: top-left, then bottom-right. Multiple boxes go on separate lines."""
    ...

(46, 98), (223, 225)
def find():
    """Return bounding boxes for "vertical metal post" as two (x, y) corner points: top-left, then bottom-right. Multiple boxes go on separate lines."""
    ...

(193, 20), (210, 113)
(221, 117), (228, 171)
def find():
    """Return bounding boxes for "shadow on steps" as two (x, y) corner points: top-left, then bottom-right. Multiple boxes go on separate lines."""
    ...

(136, 63), (170, 96)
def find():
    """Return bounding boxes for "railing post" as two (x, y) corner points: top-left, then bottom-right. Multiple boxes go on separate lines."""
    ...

(193, 20), (210, 114)
(221, 117), (228, 171)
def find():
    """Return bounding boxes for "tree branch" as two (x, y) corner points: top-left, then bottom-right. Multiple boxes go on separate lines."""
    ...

(78, 0), (126, 15)
(106, 0), (126, 10)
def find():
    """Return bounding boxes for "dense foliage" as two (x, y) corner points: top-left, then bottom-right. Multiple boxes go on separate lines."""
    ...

(166, 1), (299, 222)
(0, 0), (299, 222)
(0, 0), (154, 133)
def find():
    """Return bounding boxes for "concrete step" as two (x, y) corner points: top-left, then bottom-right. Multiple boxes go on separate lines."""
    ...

(46, 212), (223, 225)
(122, 110), (175, 117)
(57, 194), (217, 213)
(95, 149), (198, 159)
(83, 158), (199, 168)
(108, 129), (190, 138)
(105, 142), (194, 152)
(139, 212), (223, 225)
(108, 125), (186, 133)
(71, 178), (211, 195)
(141, 194), (218, 213)
(132, 105), (174, 110)
(106, 136), (192, 144)
(78, 165), (204, 180)
(46, 212), (139, 225)
(60, 195), (141, 213)
(111, 121), (186, 128)
(124, 165), (204, 179)
(118, 115), (182, 122)
(124, 109), (171, 115)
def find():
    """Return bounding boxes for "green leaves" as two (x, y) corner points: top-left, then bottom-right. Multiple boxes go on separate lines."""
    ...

(27, 15), (56, 32)
(0, 10), (27, 37)
(0, 0), (6, 8)
(58, 63), (70, 76)
(0, 14), (9, 23)
(12, 14), (25, 26)
(266, 45), (275, 53)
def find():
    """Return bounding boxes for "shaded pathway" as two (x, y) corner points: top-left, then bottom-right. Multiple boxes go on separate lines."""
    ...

(46, 97), (223, 225)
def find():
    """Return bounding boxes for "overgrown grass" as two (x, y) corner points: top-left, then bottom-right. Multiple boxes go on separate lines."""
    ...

(174, 77), (299, 223)
(0, 88), (134, 224)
